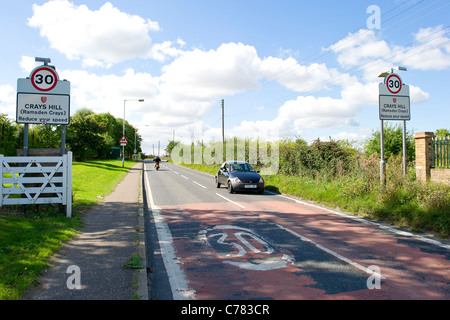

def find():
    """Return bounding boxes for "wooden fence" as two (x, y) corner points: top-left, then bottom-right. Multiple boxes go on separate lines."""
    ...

(0, 152), (72, 217)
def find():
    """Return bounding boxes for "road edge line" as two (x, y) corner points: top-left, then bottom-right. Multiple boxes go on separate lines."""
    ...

(144, 162), (196, 300)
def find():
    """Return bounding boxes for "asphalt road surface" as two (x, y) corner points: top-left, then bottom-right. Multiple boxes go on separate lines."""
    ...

(143, 161), (449, 300)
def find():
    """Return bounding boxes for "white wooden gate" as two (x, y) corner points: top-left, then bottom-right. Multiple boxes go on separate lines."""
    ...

(0, 152), (73, 217)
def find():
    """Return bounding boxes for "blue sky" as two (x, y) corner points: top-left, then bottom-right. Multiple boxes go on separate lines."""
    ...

(0, 0), (449, 154)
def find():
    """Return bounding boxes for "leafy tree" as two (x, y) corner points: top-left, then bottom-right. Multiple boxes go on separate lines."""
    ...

(165, 140), (180, 157)
(435, 128), (450, 138)
(66, 108), (104, 160)
(29, 125), (61, 149)
(0, 114), (20, 156)
(364, 123), (415, 161)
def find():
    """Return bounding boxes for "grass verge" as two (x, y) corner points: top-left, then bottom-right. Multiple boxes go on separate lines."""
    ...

(0, 159), (136, 300)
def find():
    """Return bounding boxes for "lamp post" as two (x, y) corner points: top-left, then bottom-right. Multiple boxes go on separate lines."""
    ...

(123, 99), (144, 167)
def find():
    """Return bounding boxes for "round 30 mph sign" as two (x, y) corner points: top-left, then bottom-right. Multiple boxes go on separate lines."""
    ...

(31, 66), (58, 92)
(385, 73), (402, 94)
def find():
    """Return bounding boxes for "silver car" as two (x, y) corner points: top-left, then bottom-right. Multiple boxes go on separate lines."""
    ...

(215, 161), (264, 194)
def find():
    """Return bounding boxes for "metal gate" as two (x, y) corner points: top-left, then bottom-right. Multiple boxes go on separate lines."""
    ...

(0, 152), (73, 217)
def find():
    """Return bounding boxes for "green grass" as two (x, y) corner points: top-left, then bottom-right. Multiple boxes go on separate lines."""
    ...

(0, 159), (137, 300)
(72, 160), (135, 207)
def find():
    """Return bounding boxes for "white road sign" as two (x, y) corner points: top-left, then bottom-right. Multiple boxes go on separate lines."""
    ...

(379, 95), (410, 120)
(16, 93), (70, 125)
(31, 66), (58, 92)
(17, 64), (71, 125)
(385, 73), (402, 94)
(119, 135), (128, 143)
(379, 73), (410, 121)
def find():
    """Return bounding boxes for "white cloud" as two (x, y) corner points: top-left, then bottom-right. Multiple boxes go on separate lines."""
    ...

(410, 85), (429, 103)
(19, 56), (38, 73)
(279, 95), (361, 129)
(329, 26), (450, 73)
(396, 25), (450, 71)
(160, 42), (263, 101)
(329, 29), (391, 69)
(231, 118), (293, 140)
(28, 0), (160, 67)
(60, 68), (160, 118)
(341, 81), (379, 106)
(149, 40), (185, 62)
(0, 84), (15, 115)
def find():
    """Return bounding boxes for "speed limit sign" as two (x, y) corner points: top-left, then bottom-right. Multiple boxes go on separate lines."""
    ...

(31, 66), (58, 92)
(385, 73), (402, 94)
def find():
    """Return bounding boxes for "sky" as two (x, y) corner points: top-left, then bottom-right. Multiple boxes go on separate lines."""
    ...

(0, 0), (449, 155)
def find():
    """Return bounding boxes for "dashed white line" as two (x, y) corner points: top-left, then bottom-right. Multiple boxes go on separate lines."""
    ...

(268, 191), (450, 251)
(193, 181), (207, 189)
(181, 175), (189, 179)
(215, 193), (246, 209)
(276, 223), (385, 280)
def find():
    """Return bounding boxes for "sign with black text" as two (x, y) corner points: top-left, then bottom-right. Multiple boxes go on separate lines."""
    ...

(16, 93), (70, 125)
(16, 65), (70, 125)
(379, 73), (410, 121)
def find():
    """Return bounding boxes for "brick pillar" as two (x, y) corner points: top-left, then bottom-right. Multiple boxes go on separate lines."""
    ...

(414, 132), (434, 182)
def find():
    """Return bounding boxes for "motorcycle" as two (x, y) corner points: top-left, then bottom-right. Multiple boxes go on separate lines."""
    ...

(154, 157), (161, 171)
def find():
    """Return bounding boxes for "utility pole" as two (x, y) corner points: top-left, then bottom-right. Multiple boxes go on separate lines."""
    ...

(221, 99), (224, 145)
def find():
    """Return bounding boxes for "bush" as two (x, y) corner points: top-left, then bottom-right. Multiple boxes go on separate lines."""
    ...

(279, 138), (354, 179)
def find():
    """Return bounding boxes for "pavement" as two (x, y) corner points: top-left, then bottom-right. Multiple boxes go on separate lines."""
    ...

(22, 162), (148, 300)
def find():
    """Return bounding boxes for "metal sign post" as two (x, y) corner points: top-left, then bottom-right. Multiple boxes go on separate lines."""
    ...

(378, 68), (410, 183)
(120, 135), (128, 167)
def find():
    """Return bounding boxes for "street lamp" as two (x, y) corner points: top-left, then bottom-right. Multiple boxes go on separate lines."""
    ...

(123, 99), (144, 167)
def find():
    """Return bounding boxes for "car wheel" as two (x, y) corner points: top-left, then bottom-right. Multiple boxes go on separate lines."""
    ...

(215, 177), (221, 188)
(227, 181), (234, 193)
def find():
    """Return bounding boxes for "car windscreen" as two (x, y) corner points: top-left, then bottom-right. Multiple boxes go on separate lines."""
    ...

(229, 163), (256, 173)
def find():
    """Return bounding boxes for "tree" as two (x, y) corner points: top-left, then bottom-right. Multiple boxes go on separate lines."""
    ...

(66, 109), (141, 161)
(29, 124), (61, 149)
(66, 109), (105, 160)
(364, 123), (415, 161)
(166, 140), (180, 157)
(0, 114), (20, 156)
(435, 128), (450, 138)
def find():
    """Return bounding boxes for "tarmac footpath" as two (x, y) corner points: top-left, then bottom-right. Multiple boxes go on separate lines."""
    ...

(22, 162), (148, 300)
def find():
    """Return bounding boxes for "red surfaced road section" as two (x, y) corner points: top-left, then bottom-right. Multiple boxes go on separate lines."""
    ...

(158, 198), (449, 300)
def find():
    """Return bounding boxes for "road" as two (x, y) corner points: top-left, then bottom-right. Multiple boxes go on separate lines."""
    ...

(143, 160), (450, 300)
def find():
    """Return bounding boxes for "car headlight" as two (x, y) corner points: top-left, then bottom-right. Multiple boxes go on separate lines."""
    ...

(233, 177), (242, 183)
(259, 177), (264, 184)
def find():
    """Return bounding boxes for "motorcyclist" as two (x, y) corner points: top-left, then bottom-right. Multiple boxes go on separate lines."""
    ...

(153, 156), (161, 169)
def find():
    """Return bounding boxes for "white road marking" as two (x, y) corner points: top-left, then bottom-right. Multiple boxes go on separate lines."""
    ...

(215, 193), (246, 209)
(199, 225), (294, 271)
(181, 175), (189, 179)
(267, 191), (450, 251)
(192, 181), (207, 189)
(276, 223), (385, 280)
(144, 163), (196, 300)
